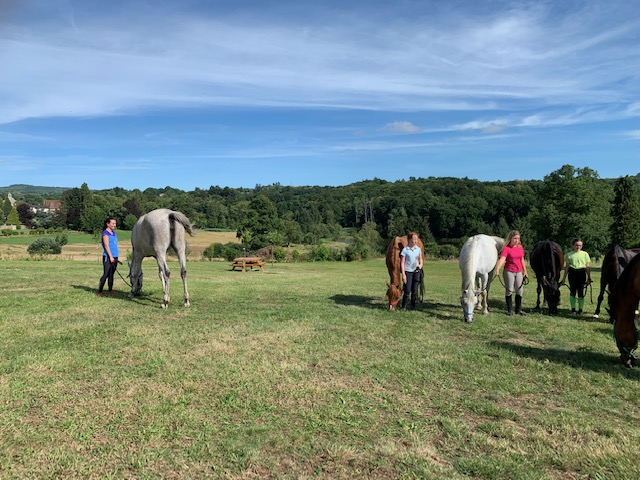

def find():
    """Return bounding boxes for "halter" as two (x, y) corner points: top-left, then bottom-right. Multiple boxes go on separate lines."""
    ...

(612, 311), (640, 360)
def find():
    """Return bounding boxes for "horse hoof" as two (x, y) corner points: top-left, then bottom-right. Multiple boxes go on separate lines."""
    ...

(464, 318), (473, 323)
(592, 314), (599, 319)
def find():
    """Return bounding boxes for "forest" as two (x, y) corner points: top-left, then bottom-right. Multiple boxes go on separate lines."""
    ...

(2, 164), (640, 258)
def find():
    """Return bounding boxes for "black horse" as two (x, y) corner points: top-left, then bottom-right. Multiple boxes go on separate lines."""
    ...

(594, 245), (640, 319)
(608, 253), (640, 367)
(530, 240), (564, 315)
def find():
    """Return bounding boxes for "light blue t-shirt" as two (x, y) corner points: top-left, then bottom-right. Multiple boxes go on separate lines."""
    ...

(400, 246), (422, 273)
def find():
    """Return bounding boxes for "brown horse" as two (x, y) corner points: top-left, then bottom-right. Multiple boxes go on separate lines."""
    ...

(608, 252), (640, 367)
(594, 245), (640, 319)
(385, 235), (425, 311)
(530, 240), (564, 315)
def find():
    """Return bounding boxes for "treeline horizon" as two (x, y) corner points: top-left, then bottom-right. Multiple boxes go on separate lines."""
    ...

(2, 165), (640, 257)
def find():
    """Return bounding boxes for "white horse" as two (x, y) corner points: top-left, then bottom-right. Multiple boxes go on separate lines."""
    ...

(459, 234), (505, 323)
(129, 209), (193, 308)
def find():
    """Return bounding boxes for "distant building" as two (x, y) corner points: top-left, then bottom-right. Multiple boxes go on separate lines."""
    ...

(30, 199), (62, 214)
(41, 200), (61, 212)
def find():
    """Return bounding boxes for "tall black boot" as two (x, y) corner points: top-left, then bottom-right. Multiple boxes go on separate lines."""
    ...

(410, 293), (416, 310)
(401, 293), (409, 311)
(515, 295), (526, 315)
(506, 295), (513, 316)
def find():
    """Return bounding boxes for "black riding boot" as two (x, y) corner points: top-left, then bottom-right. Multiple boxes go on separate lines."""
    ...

(410, 293), (417, 310)
(401, 293), (409, 311)
(506, 295), (513, 316)
(515, 295), (526, 315)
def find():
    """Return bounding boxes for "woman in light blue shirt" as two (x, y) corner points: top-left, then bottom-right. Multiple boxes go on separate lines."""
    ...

(400, 232), (424, 310)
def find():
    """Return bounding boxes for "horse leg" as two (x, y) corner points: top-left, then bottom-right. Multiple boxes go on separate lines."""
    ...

(594, 287), (605, 318)
(536, 282), (542, 310)
(171, 225), (190, 308)
(480, 273), (489, 314)
(180, 254), (189, 308)
(156, 255), (170, 309)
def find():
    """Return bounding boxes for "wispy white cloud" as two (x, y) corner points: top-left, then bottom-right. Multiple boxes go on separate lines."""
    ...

(624, 130), (640, 140)
(380, 121), (421, 134)
(0, 0), (638, 126)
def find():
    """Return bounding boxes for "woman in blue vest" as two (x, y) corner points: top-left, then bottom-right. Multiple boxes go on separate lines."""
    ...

(97, 217), (119, 297)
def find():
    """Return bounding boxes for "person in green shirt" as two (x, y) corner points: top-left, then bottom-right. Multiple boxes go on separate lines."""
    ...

(560, 238), (591, 315)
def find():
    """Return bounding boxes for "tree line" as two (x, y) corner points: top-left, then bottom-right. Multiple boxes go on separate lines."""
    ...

(2, 165), (640, 258)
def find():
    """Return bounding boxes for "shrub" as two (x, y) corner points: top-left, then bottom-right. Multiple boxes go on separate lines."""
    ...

(55, 233), (68, 247)
(438, 244), (459, 260)
(309, 245), (331, 261)
(27, 237), (62, 255)
(273, 247), (286, 262)
(291, 249), (300, 262)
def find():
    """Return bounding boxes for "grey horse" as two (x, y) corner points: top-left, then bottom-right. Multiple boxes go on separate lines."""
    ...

(129, 209), (194, 308)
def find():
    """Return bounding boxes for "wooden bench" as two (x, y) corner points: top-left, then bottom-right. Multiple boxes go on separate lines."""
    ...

(230, 257), (266, 272)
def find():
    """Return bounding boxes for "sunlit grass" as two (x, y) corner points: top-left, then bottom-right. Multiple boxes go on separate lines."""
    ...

(0, 259), (638, 479)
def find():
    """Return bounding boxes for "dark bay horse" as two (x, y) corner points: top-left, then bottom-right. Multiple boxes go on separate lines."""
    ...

(530, 240), (564, 315)
(608, 252), (640, 367)
(385, 235), (425, 311)
(129, 209), (194, 308)
(594, 245), (640, 319)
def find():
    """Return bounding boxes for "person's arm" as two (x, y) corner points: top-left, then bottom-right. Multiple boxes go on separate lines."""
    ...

(103, 234), (114, 263)
(418, 250), (424, 270)
(494, 256), (506, 276)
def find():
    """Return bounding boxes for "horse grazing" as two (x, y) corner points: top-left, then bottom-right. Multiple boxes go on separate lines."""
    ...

(530, 240), (564, 315)
(459, 234), (505, 323)
(608, 252), (640, 367)
(129, 209), (194, 308)
(594, 245), (640, 319)
(385, 235), (425, 311)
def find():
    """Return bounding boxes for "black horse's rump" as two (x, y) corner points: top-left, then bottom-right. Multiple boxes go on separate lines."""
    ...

(530, 240), (564, 315)
(594, 244), (640, 318)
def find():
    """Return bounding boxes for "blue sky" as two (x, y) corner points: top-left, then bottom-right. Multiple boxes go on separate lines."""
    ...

(1, 0), (639, 190)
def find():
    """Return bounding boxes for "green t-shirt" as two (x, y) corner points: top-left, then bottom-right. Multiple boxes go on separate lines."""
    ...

(566, 250), (591, 269)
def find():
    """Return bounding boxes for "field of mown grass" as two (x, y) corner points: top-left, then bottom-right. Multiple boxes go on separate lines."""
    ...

(0, 258), (638, 479)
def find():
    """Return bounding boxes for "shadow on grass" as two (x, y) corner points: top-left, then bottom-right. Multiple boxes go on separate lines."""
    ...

(490, 340), (640, 377)
(330, 294), (382, 309)
(71, 284), (160, 307)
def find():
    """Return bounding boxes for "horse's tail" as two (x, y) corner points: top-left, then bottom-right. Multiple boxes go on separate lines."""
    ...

(170, 211), (194, 236)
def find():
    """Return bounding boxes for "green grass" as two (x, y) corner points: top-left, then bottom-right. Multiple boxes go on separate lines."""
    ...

(0, 259), (638, 479)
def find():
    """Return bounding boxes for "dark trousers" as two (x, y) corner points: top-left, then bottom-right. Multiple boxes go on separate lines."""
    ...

(402, 270), (421, 308)
(568, 268), (587, 298)
(98, 256), (118, 292)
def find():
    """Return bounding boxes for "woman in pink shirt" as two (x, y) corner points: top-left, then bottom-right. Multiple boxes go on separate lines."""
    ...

(495, 230), (529, 316)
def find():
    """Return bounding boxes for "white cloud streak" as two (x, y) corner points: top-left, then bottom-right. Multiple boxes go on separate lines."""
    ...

(0, 0), (638, 126)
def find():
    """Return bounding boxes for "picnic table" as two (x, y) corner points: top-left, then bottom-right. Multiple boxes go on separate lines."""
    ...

(230, 257), (266, 272)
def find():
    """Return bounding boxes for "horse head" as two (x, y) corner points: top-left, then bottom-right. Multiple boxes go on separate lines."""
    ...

(460, 288), (479, 323)
(386, 282), (402, 311)
(128, 260), (144, 296)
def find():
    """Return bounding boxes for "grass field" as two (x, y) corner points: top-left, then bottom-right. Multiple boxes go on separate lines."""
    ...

(0, 258), (638, 479)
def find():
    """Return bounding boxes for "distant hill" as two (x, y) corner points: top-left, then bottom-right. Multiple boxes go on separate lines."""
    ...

(0, 184), (70, 197)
